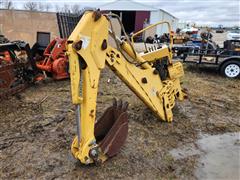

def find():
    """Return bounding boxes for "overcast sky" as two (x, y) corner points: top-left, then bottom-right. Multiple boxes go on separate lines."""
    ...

(2, 0), (240, 26)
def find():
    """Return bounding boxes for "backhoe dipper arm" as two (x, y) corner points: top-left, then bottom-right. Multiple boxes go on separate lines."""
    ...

(66, 11), (185, 165)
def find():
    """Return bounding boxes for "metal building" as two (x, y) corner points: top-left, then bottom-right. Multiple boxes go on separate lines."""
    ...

(99, 0), (178, 35)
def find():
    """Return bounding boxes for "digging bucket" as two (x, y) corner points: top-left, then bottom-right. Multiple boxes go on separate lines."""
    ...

(94, 99), (129, 157)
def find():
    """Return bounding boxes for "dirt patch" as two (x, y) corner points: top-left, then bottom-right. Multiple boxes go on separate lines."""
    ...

(1, 64), (240, 179)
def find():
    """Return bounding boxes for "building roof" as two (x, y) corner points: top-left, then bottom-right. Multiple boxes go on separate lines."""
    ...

(160, 9), (178, 20)
(98, 0), (178, 19)
(99, 0), (159, 11)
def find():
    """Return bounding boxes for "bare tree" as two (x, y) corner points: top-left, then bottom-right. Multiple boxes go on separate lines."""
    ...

(37, 2), (44, 11)
(24, 1), (38, 11)
(71, 4), (81, 14)
(62, 3), (70, 13)
(44, 3), (52, 12)
(37, 2), (52, 12)
(55, 4), (60, 12)
(2, 0), (14, 9)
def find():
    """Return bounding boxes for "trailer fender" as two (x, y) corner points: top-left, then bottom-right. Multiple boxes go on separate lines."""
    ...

(219, 56), (240, 70)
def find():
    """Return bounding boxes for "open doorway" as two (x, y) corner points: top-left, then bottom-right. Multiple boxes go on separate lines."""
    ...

(112, 11), (136, 35)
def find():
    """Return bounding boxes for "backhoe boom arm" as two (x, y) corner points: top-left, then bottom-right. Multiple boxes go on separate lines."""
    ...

(66, 11), (185, 164)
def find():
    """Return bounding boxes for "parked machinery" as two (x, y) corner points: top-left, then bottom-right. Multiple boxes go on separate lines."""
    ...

(173, 38), (240, 78)
(0, 36), (69, 99)
(66, 10), (186, 165)
(0, 39), (39, 98)
(36, 37), (69, 80)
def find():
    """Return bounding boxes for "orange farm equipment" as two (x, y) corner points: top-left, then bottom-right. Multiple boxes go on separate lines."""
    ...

(36, 38), (69, 80)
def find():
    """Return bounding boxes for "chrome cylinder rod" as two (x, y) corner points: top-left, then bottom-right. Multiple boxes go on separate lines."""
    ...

(75, 105), (81, 148)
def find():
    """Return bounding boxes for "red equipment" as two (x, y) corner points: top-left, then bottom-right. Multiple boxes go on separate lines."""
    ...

(0, 51), (11, 62)
(36, 38), (69, 80)
(0, 40), (39, 99)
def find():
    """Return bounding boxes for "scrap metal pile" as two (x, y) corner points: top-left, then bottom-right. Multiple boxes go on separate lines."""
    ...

(0, 37), (40, 99)
(0, 35), (70, 99)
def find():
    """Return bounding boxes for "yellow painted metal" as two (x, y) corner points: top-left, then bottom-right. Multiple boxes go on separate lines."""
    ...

(105, 46), (184, 122)
(67, 11), (108, 164)
(140, 46), (171, 62)
(131, 21), (173, 63)
(66, 11), (185, 165)
(66, 47), (82, 104)
(120, 41), (152, 69)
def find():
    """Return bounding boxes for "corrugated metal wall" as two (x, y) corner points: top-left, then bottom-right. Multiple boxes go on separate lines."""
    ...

(150, 10), (178, 35)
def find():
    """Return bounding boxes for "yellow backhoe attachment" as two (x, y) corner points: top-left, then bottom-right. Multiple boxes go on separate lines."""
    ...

(66, 10), (186, 165)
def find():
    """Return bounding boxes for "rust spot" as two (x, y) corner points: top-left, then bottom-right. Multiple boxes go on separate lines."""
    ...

(153, 69), (158, 75)
(93, 10), (101, 21)
(90, 109), (95, 118)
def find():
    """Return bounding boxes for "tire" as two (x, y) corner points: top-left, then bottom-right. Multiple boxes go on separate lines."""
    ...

(220, 60), (240, 78)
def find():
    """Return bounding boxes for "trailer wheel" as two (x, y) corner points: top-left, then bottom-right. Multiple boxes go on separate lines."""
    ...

(220, 60), (240, 78)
